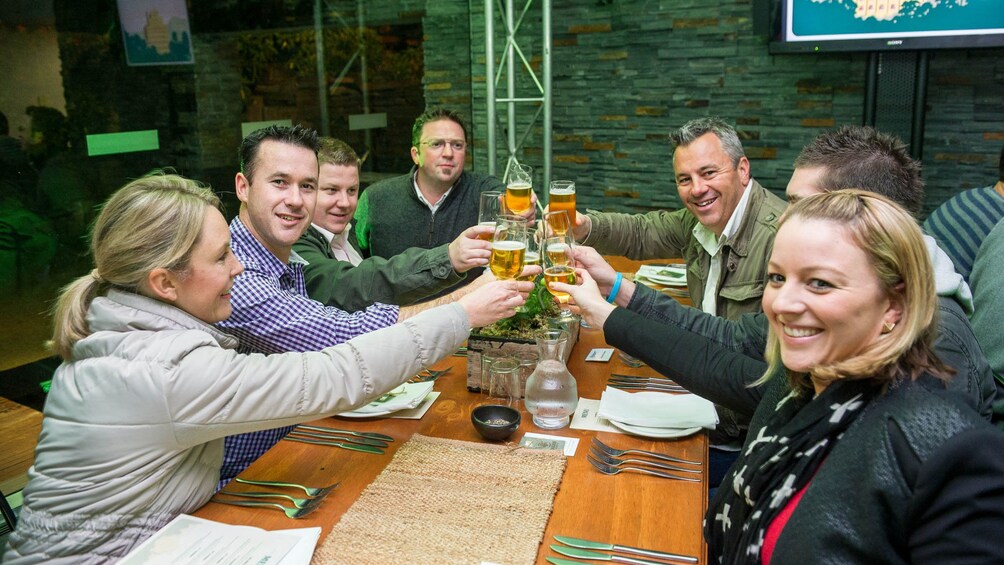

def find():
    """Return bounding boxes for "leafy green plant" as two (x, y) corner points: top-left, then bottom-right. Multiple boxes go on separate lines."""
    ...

(475, 277), (560, 340)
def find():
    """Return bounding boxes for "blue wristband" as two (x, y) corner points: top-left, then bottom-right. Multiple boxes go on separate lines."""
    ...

(606, 273), (623, 303)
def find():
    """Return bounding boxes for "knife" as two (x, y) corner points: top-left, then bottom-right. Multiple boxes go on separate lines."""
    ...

(550, 544), (685, 565)
(546, 558), (589, 565)
(282, 436), (385, 454)
(554, 536), (698, 563)
(296, 425), (394, 442)
(287, 430), (389, 448)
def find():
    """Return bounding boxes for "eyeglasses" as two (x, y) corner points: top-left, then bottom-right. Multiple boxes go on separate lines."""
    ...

(421, 139), (467, 152)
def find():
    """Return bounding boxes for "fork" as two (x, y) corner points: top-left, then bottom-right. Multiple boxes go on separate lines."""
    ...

(588, 447), (702, 475)
(234, 477), (339, 497)
(592, 437), (702, 466)
(408, 367), (451, 383)
(587, 455), (700, 482)
(217, 489), (326, 509)
(212, 498), (319, 518)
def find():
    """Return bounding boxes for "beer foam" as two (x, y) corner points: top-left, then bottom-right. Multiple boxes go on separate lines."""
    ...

(492, 241), (527, 250)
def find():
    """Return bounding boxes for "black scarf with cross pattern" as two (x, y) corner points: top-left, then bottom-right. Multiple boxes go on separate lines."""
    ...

(706, 378), (881, 563)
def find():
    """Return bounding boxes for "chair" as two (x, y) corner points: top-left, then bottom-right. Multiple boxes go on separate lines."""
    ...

(0, 488), (16, 536)
(0, 220), (30, 291)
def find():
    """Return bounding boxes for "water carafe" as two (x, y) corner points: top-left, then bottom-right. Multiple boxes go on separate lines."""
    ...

(524, 329), (578, 429)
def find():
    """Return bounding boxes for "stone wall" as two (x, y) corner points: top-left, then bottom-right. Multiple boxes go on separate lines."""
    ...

(429, 0), (1004, 216)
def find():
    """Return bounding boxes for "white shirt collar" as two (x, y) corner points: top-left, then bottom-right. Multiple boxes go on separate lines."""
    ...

(311, 223), (363, 266)
(693, 178), (754, 256)
(413, 169), (455, 213)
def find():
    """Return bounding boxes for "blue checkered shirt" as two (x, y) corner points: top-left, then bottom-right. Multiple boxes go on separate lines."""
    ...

(215, 217), (399, 486)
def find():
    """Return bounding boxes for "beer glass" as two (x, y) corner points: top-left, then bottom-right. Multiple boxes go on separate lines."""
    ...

(518, 233), (540, 282)
(477, 191), (503, 241)
(542, 234), (576, 320)
(489, 215), (528, 281)
(505, 164), (533, 215)
(543, 210), (570, 238)
(548, 180), (576, 229)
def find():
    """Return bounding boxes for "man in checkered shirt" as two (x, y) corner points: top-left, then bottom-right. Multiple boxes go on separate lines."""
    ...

(214, 125), (402, 486)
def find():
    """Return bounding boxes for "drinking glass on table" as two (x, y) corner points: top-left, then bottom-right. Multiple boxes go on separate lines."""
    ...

(477, 191), (503, 241)
(542, 233), (577, 320)
(489, 215), (528, 281)
(505, 164), (534, 216)
(487, 358), (521, 408)
(547, 180), (575, 230)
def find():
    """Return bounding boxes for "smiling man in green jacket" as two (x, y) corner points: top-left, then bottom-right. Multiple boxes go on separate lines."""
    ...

(293, 137), (494, 312)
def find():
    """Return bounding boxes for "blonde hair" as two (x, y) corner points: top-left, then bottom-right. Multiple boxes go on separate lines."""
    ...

(50, 172), (221, 359)
(762, 189), (949, 394)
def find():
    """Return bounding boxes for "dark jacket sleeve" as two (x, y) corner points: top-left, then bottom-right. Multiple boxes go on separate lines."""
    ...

(293, 226), (464, 312)
(907, 426), (1004, 563)
(627, 283), (770, 361)
(931, 296), (997, 422)
(604, 306), (768, 418)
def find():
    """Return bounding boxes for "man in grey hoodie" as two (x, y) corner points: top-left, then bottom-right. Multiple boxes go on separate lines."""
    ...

(583, 125), (996, 428)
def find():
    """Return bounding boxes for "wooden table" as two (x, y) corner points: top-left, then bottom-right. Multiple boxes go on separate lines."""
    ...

(194, 326), (708, 564)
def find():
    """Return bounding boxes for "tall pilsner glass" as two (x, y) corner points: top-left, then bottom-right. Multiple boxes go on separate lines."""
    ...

(505, 164), (533, 215)
(477, 191), (503, 241)
(519, 234), (540, 282)
(489, 216), (528, 280)
(548, 180), (575, 230)
(542, 234), (577, 320)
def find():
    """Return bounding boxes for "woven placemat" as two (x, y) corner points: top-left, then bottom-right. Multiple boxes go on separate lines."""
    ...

(312, 434), (566, 564)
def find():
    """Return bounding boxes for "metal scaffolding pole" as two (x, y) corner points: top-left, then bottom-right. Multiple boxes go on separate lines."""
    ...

(314, 0), (329, 136)
(484, 0), (552, 191)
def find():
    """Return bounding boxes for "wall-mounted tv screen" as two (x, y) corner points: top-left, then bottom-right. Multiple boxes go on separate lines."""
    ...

(769, 0), (1004, 53)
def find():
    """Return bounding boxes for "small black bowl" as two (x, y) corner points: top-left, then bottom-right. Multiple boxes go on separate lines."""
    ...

(472, 404), (521, 441)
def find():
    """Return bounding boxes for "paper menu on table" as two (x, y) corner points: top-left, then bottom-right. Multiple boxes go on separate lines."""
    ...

(119, 514), (320, 565)
(569, 397), (620, 433)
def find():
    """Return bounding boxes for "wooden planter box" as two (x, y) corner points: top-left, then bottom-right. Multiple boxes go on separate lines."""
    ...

(465, 318), (580, 392)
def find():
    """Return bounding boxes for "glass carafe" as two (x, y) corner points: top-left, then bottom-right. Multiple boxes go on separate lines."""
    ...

(524, 329), (578, 429)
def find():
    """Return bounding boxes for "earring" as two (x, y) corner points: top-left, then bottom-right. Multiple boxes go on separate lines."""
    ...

(882, 321), (896, 334)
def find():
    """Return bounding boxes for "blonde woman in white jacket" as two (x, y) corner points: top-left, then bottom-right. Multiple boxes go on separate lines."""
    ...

(2, 172), (531, 564)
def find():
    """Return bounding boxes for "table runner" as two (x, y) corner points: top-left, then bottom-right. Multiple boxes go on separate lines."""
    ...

(312, 434), (566, 564)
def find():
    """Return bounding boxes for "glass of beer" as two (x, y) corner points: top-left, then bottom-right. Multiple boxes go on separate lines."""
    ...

(542, 234), (577, 320)
(505, 164), (533, 216)
(548, 180), (575, 229)
(477, 191), (503, 241)
(519, 235), (540, 282)
(489, 215), (528, 281)
(543, 210), (570, 238)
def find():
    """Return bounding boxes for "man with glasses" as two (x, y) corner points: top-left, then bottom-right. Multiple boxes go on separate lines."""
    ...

(354, 108), (508, 296)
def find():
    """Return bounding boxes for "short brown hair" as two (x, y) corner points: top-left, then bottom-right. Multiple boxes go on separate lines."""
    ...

(411, 108), (468, 148)
(317, 137), (360, 169)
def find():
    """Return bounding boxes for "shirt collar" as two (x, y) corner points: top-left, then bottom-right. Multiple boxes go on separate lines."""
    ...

(311, 222), (356, 252)
(229, 216), (305, 275)
(412, 169), (455, 212)
(693, 178), (754, 255)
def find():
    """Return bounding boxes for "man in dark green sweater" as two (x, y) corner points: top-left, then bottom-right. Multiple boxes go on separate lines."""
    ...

(354, 109), (534, 272)
(293, 137), (496, 312)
